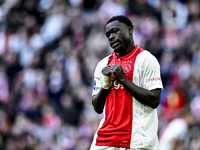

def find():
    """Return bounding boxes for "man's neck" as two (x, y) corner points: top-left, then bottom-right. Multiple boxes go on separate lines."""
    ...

(116, 44), (136, 57)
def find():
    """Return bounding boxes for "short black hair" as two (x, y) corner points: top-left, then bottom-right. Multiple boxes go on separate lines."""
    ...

(106, 15), (133, 29)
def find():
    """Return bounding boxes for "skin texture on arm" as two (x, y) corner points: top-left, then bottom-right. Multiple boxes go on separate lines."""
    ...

(110, 64), (161, 109)
(92, 88), (110, 114)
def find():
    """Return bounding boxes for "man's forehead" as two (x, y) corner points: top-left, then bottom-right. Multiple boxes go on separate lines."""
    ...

(107, 20), (119, 27)
(105, 20), (126, 32)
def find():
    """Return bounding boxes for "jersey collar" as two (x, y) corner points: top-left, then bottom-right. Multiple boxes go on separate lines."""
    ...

(114, 45), (139, 60)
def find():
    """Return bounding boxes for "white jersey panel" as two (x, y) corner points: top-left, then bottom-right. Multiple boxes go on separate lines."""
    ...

(130, 50), (163, 149)
(140, 51), (163, 91)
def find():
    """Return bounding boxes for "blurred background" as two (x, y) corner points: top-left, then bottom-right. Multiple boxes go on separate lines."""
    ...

(0, 0), (200, 149)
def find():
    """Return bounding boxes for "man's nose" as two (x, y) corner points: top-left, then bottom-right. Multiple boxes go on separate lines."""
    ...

(109, 33), (115, 41)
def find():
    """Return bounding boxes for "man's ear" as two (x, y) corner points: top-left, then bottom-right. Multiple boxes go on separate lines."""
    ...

(128, 27), (133, 35)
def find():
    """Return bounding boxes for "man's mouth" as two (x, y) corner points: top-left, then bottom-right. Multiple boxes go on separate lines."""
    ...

(111, 41), (120, 48)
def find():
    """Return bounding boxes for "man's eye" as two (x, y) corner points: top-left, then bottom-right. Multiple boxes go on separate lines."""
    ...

(106, 33), (110, 38)
(113, 29), (119, 33)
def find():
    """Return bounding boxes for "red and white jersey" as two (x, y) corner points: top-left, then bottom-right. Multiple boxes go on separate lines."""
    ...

(92, 45), (163, 149)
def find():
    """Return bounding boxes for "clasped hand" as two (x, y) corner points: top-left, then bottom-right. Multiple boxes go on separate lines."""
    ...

(102, 64), (125, 83)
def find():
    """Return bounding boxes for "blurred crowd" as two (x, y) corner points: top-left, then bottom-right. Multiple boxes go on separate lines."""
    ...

(0, 0), (200, 149)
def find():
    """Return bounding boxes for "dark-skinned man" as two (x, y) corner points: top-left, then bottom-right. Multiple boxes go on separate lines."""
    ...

(90, 15), (163, 150)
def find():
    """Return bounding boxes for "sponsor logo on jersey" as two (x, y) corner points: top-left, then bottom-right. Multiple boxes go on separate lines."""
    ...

(146, 77), (161, 82)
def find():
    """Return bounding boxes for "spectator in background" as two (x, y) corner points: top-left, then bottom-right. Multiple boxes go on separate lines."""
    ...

(159, 106), (193, 150)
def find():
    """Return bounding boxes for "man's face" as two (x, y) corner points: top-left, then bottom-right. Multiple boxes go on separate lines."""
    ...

(105, 20), (131, 53)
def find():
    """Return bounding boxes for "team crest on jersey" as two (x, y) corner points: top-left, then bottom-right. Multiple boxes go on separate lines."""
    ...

(123, 64), (131, 73)
(93, 80), (96, 90)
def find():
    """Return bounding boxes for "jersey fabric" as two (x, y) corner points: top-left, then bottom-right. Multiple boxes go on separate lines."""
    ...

(90, 144), (151, 150)
(159, 118), (188, 150)
(91, 45), (163, 149)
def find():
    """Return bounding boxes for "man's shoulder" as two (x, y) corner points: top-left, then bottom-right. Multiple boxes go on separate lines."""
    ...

(138, 49), (156, 59)
(95, 55), (111, 71)
(100, 55), (111, 61)
(136, 49), (160, 69)
(97, 55), (111, 65)
(138, 49), (159, 62)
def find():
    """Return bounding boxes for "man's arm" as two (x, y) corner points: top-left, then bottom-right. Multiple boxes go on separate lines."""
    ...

(92, 88), (110, 114)
(110, 64), (161, 109)
(119, 77), (161, 108)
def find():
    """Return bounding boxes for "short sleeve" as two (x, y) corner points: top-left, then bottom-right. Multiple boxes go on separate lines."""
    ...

(92, 56), (109, 96)
(141, 52), (163, 91)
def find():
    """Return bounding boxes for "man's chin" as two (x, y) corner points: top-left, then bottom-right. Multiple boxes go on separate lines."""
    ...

(113, 47), (122, 53)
